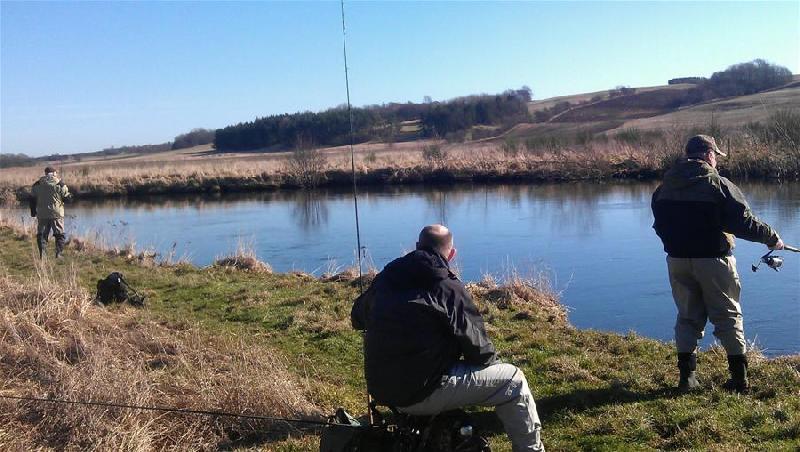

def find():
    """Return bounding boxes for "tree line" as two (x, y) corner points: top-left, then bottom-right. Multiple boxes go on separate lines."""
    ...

(680, 59), (793, 105)
(213, 87), (533, 151)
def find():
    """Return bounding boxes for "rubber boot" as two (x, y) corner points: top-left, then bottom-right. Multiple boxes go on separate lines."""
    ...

(722, 354), (749, 393)
(54, 234), (66, 259)
(677, 352), (700, 392)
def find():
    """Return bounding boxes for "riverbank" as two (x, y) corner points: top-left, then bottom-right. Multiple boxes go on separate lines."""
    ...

(2, 132), (798, 205)
(1, 223), (798, 450)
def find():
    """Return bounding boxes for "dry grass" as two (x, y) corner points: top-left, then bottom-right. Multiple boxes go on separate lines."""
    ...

(469, 266), (567, 324)
(213, 239), (272, 274)
(0, 137), (658, 200)
(0, 263), (319, 450)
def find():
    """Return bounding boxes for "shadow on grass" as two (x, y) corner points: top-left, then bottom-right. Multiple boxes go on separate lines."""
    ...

(537, 385), (675, 421)
(467, 384), (677, 437)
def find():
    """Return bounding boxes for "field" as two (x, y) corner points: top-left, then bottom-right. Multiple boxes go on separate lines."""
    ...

(2, 83), (798, 205)
(1, 214), (799, 451)
(527, 84), (694, 115)
(614, 84), (800, 132)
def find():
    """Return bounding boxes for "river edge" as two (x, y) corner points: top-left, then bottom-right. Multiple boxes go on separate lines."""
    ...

(1, 224), (799, 450)
(3, 162), (795, 206)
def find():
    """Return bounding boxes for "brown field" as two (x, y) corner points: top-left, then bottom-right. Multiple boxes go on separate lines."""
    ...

(528, 83), (695, 114)
(613, 85), (800, 132)
(553, 85), (695, 122)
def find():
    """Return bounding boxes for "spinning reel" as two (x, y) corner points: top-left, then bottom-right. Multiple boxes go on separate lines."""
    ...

(751, 245), (799, 273)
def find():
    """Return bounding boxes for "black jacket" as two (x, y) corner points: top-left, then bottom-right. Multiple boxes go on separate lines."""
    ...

(351, 249), (497, 407)
(652, 159), (779, 258)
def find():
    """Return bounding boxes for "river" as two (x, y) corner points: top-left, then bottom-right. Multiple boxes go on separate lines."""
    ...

(6, 181), (799, 355)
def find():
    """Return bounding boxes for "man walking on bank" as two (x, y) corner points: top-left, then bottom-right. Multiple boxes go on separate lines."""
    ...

(30, 166), (71, 258)
(652, 135), (783, 393)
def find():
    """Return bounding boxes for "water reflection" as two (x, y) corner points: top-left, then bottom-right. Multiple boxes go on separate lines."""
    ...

(291, 192), (329, 232)
(59, 179), (784, 243)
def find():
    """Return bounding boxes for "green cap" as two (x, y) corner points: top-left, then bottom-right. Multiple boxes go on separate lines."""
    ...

(685, 135), (726, 157)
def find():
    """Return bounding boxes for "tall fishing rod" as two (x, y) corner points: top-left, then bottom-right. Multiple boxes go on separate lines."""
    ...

(340, 0), (373, 425)
(340, 0), (364, 293)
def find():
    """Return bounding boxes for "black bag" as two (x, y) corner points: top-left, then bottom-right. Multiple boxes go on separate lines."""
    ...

(96, 272), (145, 306)
(319, 408), (490, 452)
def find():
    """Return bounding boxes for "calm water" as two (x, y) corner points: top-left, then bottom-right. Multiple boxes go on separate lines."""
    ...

(7, 181), (799, 355)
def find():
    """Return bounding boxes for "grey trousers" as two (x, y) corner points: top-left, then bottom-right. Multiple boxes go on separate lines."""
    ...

(667, 255), (745, 355)
(399, 362), (544, 452)
(36, 218), (66, 256)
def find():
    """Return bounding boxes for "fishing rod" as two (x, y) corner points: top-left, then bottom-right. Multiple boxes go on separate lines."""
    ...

(752, 244), (800, 272)
(339, 0), (373, 425)
(0, 394), (338, 427)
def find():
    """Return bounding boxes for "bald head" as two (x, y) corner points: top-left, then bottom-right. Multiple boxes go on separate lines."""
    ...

(417, 224), (454, 259)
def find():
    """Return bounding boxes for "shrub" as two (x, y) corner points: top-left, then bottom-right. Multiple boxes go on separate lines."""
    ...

(770, 109), (800, 149)
(286, 140), (327, 187)
(422, 144), (448, 166)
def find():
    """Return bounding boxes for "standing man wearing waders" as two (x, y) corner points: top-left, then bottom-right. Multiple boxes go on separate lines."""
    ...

(352, 225), (544, 452)
(30, 166), (71, 258)
(652, 135), (784, 393)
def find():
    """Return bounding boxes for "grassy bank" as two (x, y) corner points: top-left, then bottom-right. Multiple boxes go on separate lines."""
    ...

(1, 224), (799, 451)
(2, 111), (799, 205)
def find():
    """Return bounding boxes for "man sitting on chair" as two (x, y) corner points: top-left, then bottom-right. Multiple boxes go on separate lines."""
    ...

(351, 224), (544, 452)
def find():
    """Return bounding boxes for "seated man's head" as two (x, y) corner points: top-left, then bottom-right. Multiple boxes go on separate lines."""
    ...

(417, 224), (456, 261)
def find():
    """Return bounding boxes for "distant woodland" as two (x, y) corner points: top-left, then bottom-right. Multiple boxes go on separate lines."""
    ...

(213, 88), (532, 151)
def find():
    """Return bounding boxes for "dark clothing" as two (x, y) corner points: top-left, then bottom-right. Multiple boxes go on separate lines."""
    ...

(652, 159), (779, 258)
(351, 248), (497, 407)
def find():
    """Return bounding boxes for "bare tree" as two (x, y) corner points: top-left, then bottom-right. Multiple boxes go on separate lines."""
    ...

(287, 136), (327, 187)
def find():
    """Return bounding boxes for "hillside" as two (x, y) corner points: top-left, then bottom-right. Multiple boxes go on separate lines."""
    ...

(613, 84), (800, 132)
(550, 84), (695, 122)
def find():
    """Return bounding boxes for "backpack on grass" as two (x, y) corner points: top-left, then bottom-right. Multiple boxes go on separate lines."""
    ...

(95, 272), (145, 307)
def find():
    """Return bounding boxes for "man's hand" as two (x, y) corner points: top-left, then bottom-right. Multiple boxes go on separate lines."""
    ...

(769, 238), (785, 250)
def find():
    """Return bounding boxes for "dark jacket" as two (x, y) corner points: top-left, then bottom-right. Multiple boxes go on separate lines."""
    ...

(652, 159), (779, 258)
(351, 248), (497, 407)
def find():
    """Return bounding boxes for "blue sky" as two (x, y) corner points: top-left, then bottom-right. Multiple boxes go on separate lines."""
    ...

(1, 1), (798, 156)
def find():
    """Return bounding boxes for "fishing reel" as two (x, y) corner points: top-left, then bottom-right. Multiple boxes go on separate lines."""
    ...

(752, 251), (783, 272)
(751, 245), (800, 272)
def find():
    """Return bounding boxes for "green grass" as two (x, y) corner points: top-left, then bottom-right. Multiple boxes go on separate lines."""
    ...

(1, 226), (798, 451)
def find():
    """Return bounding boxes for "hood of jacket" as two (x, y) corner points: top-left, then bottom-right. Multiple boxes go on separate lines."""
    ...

(662, 158), (719, 190)
(381, 248), (453, 290)
(38, 174), (61, 186)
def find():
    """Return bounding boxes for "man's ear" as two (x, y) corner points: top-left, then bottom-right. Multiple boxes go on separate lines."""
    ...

(447, 247), (456, 261)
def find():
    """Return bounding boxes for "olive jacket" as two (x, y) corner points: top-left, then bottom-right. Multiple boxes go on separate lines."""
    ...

(30, 175), (70, 220)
